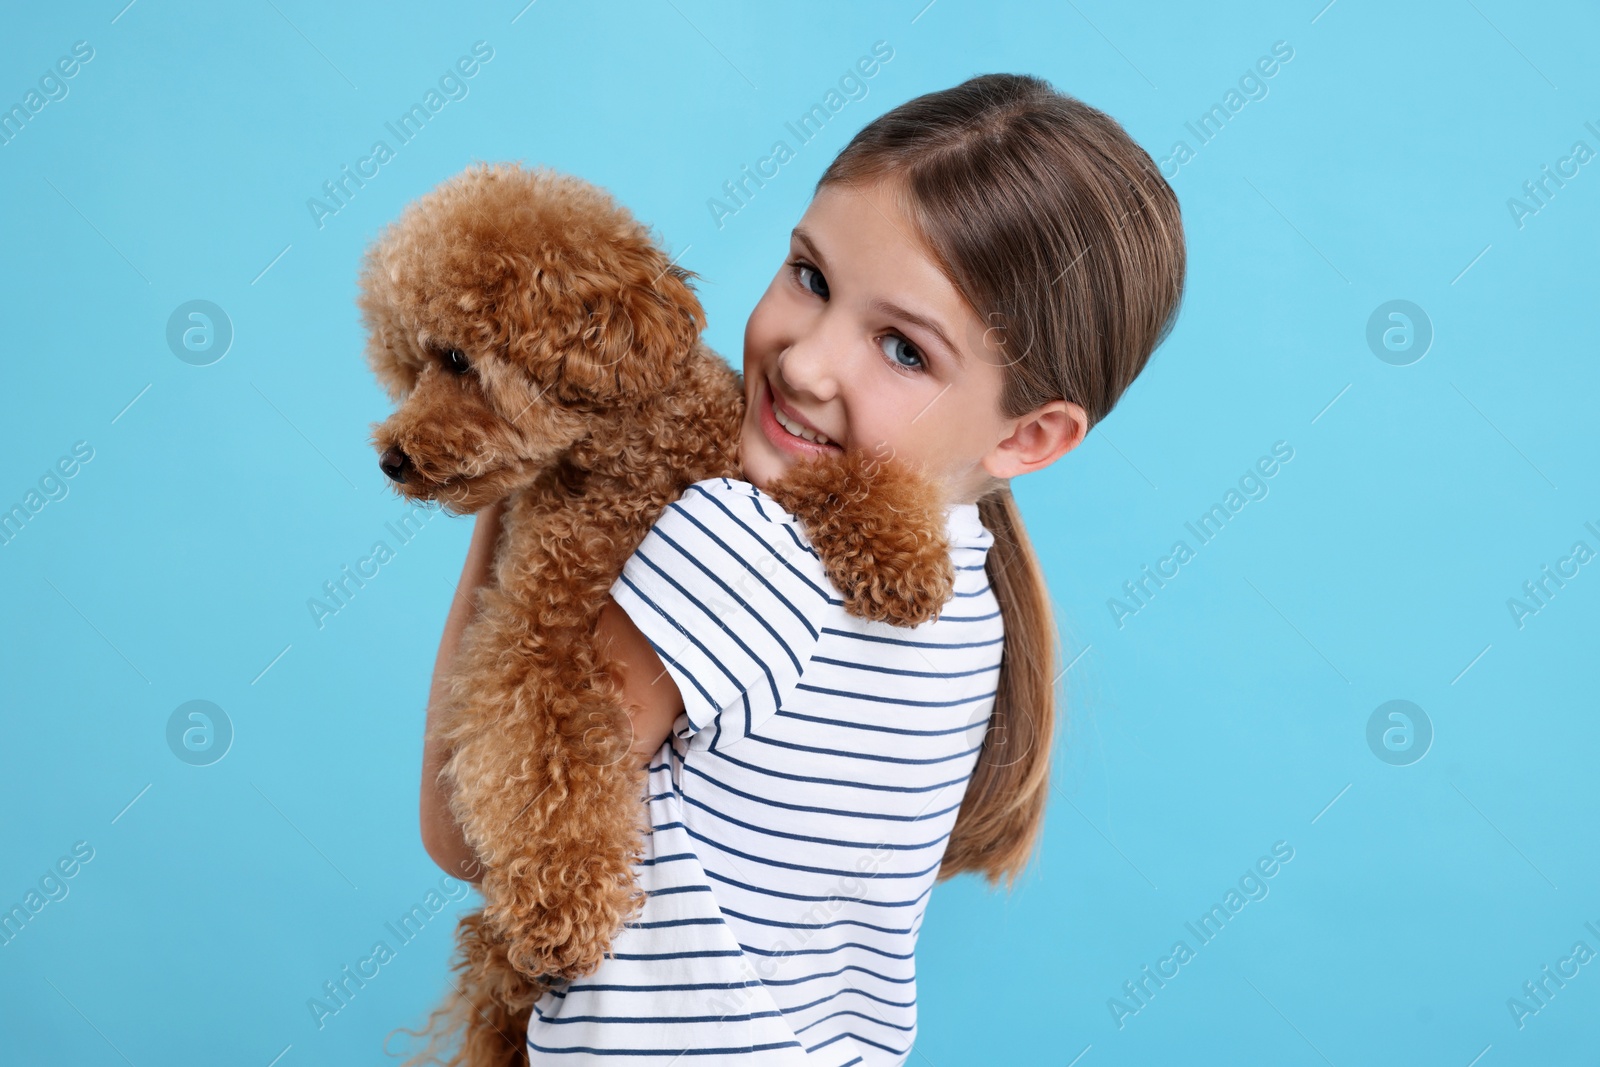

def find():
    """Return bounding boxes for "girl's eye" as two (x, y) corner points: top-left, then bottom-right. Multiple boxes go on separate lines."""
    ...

(879, 334), (925, 372)
(789, 258), (927, 373)
(790, 260), (828, 299)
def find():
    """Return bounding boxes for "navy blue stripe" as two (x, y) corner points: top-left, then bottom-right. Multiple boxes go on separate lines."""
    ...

(749, 961), (914, 987)
(526, 1039), (804, 1056)
(683, 761), (966, 822)
(710, 749), (972, 793)
(533, 1005), (784, 1025)
(792, 684), (997, 710)
(820, 626), (1004, 649)
(810, 654), (998, 679)
(775, 708), (989, 736)
(748, 733), (985, 766)
(927, 608), (1001, 622)
(608, 948), (744, 961)
(716, 904), (913, 937)
(806, 1029), (908, 1056)
(641, 884), (713, 899)
(704, 866), (936, 909)
(679, 792), (951, 852)
(681, 821), (945, 879)
(739, 939), (913, 961)
(624, 917), (724, 931)
(783, 985), (917, 1014)
(794, 1006), (916, 1033)
(778, 521), (821, 559)
(560, 979), (761, 994)
(637, 851), (696, 866)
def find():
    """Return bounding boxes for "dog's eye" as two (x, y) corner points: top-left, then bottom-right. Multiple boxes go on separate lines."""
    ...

(441, 348), (470, 375)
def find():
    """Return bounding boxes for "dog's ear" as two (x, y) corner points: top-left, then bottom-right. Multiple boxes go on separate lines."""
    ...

(566, 255), (706, 400)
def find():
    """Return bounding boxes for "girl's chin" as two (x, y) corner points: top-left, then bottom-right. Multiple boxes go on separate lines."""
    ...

(738, 423), (776, 490)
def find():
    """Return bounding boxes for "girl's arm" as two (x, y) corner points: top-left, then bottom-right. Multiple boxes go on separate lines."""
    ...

(596, 597), (684, 765)
(419, 498), (503, 885)
(420, 500), (684, 883)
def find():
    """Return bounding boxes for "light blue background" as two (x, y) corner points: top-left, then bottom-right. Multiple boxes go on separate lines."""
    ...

(2, 1), (1597, 1064)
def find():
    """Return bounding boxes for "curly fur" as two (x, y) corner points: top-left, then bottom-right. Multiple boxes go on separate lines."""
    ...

(358, 162), (955, 1067)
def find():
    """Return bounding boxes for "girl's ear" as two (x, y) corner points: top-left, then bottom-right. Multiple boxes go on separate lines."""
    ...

(981, 399), (1088, 479)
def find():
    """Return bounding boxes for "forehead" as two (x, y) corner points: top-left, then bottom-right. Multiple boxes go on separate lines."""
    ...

(798, 180), (946, 283)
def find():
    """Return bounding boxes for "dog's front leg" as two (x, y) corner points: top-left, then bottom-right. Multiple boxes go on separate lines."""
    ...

(767, 445), (957, 626)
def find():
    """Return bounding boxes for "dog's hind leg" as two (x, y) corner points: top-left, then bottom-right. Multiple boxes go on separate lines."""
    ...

(437, 596), (649, 982)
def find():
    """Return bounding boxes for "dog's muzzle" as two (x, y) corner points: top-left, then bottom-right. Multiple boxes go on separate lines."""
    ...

(379, 445), (413, 483)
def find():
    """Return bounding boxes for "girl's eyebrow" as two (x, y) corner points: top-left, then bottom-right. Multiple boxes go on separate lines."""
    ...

(791, 226), (968, 369)
(870, 297), (966, 369)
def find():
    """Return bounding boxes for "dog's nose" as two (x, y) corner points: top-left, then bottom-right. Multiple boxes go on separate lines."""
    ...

(380, 445), (412, 483)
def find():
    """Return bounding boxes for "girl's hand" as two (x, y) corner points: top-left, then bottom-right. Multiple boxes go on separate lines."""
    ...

(419, 497), (507, 884)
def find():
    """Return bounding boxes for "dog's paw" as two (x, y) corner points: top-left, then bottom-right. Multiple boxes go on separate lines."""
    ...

(766, 447), (955, 628)
(473, 755), (651, 983)
(483, 856), (648, 982)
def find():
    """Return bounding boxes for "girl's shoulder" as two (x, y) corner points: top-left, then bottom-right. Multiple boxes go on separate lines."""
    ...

(673, 475), (816, 538)
(673, 474), (995, 558)
(662, 476), (834, 575)
(613, 477), (836, 749)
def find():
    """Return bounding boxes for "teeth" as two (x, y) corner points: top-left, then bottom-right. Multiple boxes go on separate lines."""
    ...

(773, 405), (831, 445)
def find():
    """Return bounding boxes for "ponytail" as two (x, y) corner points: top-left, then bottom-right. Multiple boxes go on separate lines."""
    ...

(938, 487), (1058, 888)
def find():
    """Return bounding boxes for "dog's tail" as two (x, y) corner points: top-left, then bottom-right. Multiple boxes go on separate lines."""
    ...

(384, 909), (545, 1067)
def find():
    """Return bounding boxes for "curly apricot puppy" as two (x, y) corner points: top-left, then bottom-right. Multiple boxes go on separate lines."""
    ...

(361, 162), (956, 1067)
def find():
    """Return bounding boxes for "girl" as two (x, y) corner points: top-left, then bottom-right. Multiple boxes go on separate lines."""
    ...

(421, 73), (1185, 1064)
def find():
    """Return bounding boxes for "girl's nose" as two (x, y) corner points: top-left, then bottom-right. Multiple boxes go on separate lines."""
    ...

(776, 330), (842, 403)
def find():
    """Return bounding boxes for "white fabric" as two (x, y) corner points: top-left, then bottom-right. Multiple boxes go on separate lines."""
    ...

(526, 477), (1003, 1065)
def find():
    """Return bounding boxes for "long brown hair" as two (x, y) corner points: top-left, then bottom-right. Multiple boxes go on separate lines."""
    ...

(816, 74), (1186, 888)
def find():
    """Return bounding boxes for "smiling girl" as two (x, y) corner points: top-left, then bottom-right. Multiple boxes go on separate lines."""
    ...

(422, 73), (1185, 1064)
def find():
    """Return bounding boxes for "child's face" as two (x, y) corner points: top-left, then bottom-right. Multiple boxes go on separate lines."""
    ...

(740, 177), (1043, 504)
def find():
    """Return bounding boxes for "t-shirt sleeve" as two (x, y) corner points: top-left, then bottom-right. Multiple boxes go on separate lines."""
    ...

(609, 477), (834, 750)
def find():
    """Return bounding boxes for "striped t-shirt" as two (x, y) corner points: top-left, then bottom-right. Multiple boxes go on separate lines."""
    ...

(526, 476), (1004, 1065)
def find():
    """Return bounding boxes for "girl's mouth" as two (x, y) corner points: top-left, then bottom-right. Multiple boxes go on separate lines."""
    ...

(758, 379), (842, 455)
